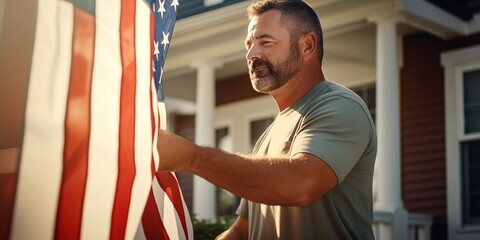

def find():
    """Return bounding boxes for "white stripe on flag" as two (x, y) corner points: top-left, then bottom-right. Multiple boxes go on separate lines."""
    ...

(126, 1), (155, 239)
(182, 190), (195, 239)
(152, 90), (161, 169)
(158, 102), (168, 131)
(11, 1), (73, 239)
(80, 0), (122, 238)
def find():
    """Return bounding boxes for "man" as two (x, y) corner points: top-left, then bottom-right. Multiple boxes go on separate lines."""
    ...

(157, 0), (377, 239)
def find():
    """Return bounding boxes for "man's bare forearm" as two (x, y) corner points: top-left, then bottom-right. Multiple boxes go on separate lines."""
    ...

(157, 130), (336, 206)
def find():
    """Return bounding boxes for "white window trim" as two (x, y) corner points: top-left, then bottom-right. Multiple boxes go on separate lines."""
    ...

(442, 44), (480, 240)
(215, 96), (277, 154)
(214, 120), (234, 152)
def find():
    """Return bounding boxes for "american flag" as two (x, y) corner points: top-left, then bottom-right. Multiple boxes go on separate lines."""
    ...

(0, 0), (193, 239)
(139, 1), (193, 239)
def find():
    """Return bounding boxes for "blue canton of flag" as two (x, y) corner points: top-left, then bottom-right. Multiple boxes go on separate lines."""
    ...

(148, 0), (179, 102)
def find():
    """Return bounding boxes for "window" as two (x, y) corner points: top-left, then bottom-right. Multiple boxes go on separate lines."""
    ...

(442, 45), (480, 240)
(214, 126), (240, 217)
(249, 117), (274, 149)
(214, 96), (277, 218)
(215, 127), (230, 149)
(463, 70), (480, 134)
(462, 139), (480, 225)
(213, 116), (275, 217)
(461, 69), (480, 225)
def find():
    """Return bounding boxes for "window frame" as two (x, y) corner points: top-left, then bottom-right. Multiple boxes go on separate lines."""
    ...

(213, 96), (277, 217)
(244, 112), (276, 152)
(442, 44), (480, 240)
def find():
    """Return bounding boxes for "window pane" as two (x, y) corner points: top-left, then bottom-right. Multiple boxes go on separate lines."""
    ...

(215, 127), (238, 217)
(215, 127), (231, 151)
(462, 139), (480, 225)
(472, 195), (480, 223)
(250, 117), (274, 149)
(463, 70), (480, 134)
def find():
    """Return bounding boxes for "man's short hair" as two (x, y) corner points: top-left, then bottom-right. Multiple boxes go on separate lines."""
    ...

(247, 0), (324, 63)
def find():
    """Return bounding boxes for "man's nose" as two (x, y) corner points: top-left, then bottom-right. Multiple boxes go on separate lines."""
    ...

(246, 45), (260, 62)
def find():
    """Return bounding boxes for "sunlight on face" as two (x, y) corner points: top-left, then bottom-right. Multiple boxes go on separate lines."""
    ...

(245, 10), (302, 94)
(249, 42), (301, 93)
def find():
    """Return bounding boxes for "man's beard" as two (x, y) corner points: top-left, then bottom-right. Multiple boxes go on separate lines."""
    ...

(249, 43), (301, 93)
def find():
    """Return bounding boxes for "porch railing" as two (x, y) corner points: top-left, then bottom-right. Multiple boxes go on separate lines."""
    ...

(373, 211), (432, 240)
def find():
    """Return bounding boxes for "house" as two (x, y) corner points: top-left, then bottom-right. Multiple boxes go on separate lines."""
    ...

(162, 0), (480, 239)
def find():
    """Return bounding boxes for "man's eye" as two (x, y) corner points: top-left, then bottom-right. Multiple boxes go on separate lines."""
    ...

(260, 41), (271, 45)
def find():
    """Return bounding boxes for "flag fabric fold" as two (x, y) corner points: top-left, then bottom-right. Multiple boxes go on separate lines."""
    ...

(1, 0), (193, 239)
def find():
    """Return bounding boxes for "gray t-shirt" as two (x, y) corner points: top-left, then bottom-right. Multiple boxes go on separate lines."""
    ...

(237, 81), (377, 240)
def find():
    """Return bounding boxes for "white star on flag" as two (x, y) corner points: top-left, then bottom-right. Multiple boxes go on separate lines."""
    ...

(154, 40), (160, 60)
(157, 0), (166, 18)
(171, 0), (179, 12)
(161, 31), (170, 50)
(159, 67), (164, 84)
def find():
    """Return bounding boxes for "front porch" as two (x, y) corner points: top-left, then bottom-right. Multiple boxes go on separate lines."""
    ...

(374, 211), (432, 240)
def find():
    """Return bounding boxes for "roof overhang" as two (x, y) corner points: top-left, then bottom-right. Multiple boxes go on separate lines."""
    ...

(399, 0), (480, 39)
(162, 0), (478, 102)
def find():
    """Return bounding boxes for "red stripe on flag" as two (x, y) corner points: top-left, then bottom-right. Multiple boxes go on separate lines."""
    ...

(0, 173), (16, 240)
(55, 7), (94, 239)
(149, 11), (156, 135)
(149, 12), (157, 172)
(110, 1), (137, 238)
(156, 171), (190, 239)
(141, 160), (170, 239)
(141, 188), (170, 240)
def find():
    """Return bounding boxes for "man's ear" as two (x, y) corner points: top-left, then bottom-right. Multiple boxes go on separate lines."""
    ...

(300, 32), (317, 60)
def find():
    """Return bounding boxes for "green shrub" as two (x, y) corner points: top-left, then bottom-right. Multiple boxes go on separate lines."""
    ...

(192, 215), (235, 240)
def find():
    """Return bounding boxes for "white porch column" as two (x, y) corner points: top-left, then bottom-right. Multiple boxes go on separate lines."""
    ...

(370, 14), (408, 240)
(191, 60), (223, 220)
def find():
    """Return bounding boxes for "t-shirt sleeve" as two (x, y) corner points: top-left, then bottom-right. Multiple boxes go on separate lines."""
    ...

(236, 198), (248, 219)
(291, 95), (372, 183)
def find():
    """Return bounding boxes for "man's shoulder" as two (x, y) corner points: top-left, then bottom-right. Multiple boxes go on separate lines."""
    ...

(303, 81), (367, 112)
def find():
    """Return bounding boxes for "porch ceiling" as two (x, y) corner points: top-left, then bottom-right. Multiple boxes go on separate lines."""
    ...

(163, 0), (386, 102)
(162, 0), (480, 103)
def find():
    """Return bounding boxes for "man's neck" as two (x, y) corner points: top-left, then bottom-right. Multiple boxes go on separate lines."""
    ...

(270, 66), (325, 111)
